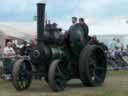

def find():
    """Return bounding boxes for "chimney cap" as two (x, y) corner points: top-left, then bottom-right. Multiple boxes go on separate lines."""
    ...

(38, 0), (47, 4)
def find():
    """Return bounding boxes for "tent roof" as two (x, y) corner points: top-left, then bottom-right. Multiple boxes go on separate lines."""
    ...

(0, 19), (128, 40)
(89, 18), (128, 35)
(0, 22), (37, 40)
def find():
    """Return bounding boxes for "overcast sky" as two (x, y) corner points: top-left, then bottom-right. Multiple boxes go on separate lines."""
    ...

(0, 0), (128, 34)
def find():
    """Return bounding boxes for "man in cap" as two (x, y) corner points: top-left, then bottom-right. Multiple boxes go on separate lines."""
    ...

(79, 18), (89, 37)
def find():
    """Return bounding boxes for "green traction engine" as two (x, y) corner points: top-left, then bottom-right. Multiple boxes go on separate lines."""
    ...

(12, 1), (107, 92)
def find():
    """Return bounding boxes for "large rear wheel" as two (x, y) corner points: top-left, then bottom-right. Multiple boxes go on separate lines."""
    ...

(79, 45), (107, 86)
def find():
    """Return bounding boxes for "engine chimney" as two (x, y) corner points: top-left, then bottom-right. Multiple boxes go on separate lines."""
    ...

(37, 0), (46, 44)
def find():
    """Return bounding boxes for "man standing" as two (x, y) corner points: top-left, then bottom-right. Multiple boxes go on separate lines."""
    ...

(69, 17), (77, 30)
(72, 17), (77, 25)
(68, 17), (78, 33)
(3, 41), (15, 80)
(79, 18), (89, 37)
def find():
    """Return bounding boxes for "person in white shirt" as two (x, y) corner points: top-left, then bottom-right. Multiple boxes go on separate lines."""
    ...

(4, 40), (15, 55)
(3, 41), (15, 80)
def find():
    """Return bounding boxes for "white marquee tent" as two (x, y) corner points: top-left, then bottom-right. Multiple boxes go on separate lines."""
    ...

(0, 22), (37, 40)
(89, 18), (128, 36)
(0, 19), (128, 47)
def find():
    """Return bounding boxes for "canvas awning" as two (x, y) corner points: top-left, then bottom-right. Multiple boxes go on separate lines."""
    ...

(0, 22), (37, 40)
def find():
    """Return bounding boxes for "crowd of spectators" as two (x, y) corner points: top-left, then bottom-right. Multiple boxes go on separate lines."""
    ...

(107, 38), (128, 70)
(1, 40), (36, 80)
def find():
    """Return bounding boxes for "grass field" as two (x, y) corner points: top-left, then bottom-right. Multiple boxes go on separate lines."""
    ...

(0, 70), (128, 96)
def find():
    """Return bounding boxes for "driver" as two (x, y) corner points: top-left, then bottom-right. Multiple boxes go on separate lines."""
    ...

(72, 17), (77, 25)
(69, 17), (78, 30)
(79, 18), (89, 37)
(65, 16), (78, 41)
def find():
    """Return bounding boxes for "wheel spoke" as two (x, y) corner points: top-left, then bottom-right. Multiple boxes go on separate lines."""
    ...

(57, 66), (63, 75)
(95, 75), (102, 82)
(56, 66), (65, 79)
(22, 81), (25, 88)
(89, 60), (95, 66)
(91, 75), (95, 81)
(56, 77), (64, 89)
(96, 66), (104, 71)
(20, 81), (24, 89)
(56, 63), (65, 89)
(18, 81), (22, 87)
(24, 80), (28, 88)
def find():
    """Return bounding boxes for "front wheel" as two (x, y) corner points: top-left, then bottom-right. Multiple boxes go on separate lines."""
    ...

(12, 58), (32, 91)
(48, 60), (66, 92)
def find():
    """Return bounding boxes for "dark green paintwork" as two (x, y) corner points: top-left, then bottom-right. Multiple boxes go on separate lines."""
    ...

(69, 24), (85, 56)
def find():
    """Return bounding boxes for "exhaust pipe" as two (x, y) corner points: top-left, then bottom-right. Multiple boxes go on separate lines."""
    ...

(37, 0), (46, 45)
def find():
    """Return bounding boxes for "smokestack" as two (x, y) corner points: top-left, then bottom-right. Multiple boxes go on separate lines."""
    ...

(37, 0), (46, 44)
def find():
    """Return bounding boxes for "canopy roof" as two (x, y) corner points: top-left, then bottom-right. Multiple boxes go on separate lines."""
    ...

(0, 20), (128, 40)
(89, 18), (128, 36)
(0, 22), (37, 40)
